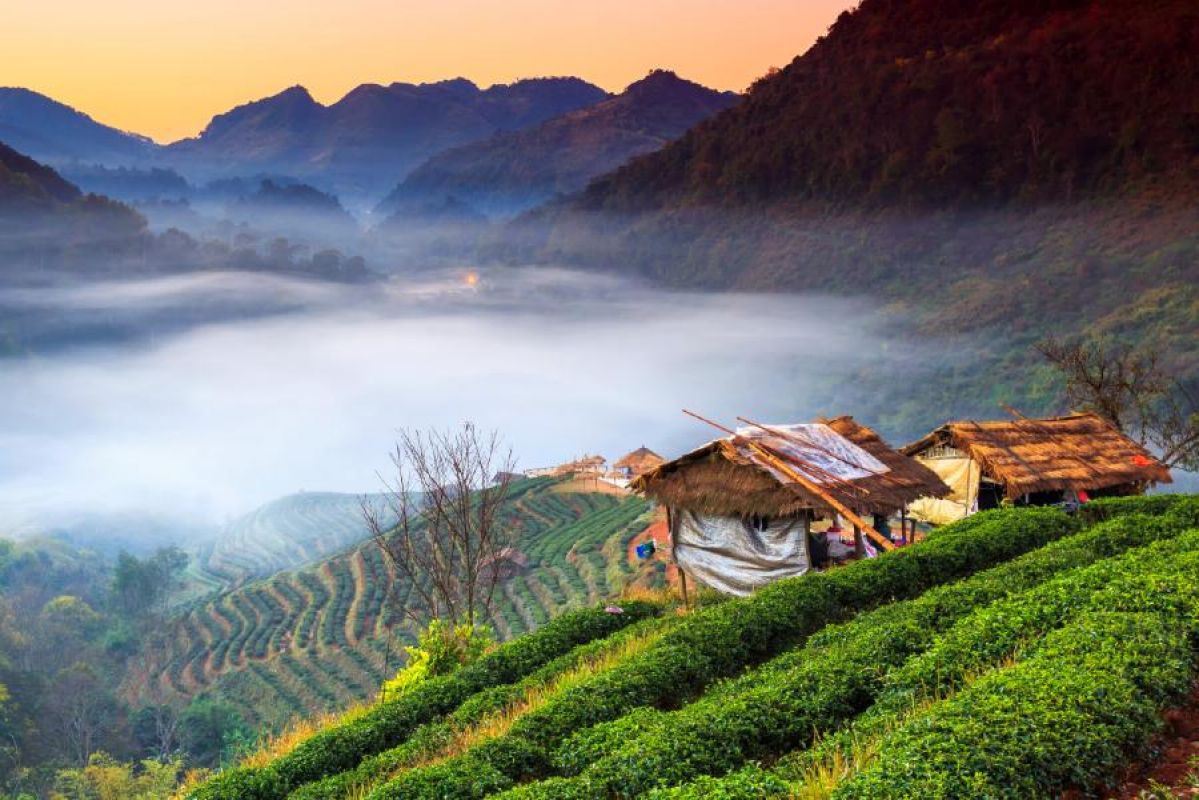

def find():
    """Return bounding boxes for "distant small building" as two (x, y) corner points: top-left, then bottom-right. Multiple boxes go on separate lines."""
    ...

(554, 455), (607, 476)
(901, 412), (1172, 525)
(613, 446), (666, 478)
(632, 416), (949, 596)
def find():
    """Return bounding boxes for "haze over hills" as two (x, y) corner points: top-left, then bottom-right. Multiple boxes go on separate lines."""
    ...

(377, 71), (739, 219)
(507, 0), (1199, 431)
(0, 140), (148, 261)
(165, 78), (611, 203)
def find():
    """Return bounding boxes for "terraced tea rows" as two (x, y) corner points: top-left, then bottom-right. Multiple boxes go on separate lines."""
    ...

(186, 494), (1199, 800)
(142, 479), (657, 730)
(182, 493), (391, 597)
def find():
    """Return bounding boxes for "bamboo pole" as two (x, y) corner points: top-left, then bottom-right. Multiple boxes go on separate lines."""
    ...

(683, 410), (895, 551)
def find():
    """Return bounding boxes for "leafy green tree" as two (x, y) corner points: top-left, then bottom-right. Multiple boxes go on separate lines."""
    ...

(179, 699), (248, 769)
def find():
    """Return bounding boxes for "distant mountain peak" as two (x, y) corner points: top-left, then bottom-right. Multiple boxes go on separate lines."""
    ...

(0, 87), (155, 161)
(376, 71), (738, 218)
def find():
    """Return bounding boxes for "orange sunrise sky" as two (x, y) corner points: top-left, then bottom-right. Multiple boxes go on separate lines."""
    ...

(3, 0), (854, 143)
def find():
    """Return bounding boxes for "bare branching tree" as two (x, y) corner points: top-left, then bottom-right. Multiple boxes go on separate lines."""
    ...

(1037, 336), (1199, 469)
(361, 422), (517, 631)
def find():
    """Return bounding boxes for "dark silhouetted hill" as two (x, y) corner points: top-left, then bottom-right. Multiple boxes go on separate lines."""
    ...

(573, 0), (1198, 212)
(0, 140), (83, 209)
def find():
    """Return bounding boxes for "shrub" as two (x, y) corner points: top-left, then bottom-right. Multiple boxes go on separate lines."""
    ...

(833, 610), (1195, 799)
(382, 621), (496, 701)
(1078, 493), (1187, 524)
(367, 507), (1079, 799)
(186, 601), (660, 800)
(644, 766), (791, 800)
(516, 512), (1194, 797)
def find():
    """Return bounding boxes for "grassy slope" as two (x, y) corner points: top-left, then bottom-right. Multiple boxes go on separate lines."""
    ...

(184, 495), (1199, 800)
(137, 479), (657, 731)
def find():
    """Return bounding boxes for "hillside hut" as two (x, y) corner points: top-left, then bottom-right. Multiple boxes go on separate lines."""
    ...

(900, 413), (1172, 525)
(553, 455), (607, 477)
(631, 416), (949, 595)
(613, 446), (666, 478)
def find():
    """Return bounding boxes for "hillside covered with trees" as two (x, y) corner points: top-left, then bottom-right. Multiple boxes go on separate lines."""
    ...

(500, 0), (1199, 436)
(574, 0), (1198, 210)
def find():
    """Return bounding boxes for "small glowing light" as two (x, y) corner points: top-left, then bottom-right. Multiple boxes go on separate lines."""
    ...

(463, 271), (480, 287)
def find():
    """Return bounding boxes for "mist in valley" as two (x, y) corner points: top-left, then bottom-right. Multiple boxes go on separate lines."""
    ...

(0, 263), (959, 543)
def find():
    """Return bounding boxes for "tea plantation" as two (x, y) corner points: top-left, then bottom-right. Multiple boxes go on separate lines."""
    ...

(186, 494), (1199, 799)
(139, 478), (658, 731)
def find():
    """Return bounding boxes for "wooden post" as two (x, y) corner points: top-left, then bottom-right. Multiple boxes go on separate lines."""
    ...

(853, 523), (865, 558)
(803, 513), (812, 569)
(679, 569), (690, 610)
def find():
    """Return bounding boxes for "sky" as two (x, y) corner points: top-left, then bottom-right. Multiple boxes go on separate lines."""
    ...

(3, 0), (853, 143)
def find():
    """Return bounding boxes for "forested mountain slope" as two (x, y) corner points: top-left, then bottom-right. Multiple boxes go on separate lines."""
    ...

(576, 0), (1198, 210)
(503, 0), (1199, 435)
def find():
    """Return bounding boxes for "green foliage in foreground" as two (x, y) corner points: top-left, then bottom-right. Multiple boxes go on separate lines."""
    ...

(501, 507), (1194, 798)
(835, 607), (1196, 799)
(186, 602), (661, 800)
(289, 615), (681, 800)
(364, 507), (1077, 799)
(191, 495), (1199, 800)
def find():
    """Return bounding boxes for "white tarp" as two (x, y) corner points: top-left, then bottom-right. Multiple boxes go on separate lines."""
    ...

(907, 455), (980, 525)
(733, 423), (890, 485)
(674, 510), (810, 596)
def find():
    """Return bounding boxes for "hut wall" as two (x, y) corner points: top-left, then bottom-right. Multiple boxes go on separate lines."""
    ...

(672, 509), (810, 596)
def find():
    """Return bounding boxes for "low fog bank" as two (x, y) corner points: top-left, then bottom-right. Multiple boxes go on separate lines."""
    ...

(0, 266), (959, 535)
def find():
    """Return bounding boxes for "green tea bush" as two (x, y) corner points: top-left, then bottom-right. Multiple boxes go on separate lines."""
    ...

(1078, 493), (1187, 524)
(507, 512), (1191, 797)
(186, 601), (661, 800)
(366, 507), (1078, 800)
(833, 610), (1194, 799)
(289, 617), (678, 800)
(643, 766), (791, 800)
(885, 521), (1199, 705)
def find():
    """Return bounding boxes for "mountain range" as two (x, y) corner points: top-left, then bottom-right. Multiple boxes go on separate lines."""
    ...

(164, 77), (611, 202)
(377, 71), (739, 218)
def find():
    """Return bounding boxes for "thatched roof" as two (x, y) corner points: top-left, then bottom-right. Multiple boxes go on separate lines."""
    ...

(901, 413), (1172, 498)
(614, 446), (666, 474)
(631, 416), (950, 518)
